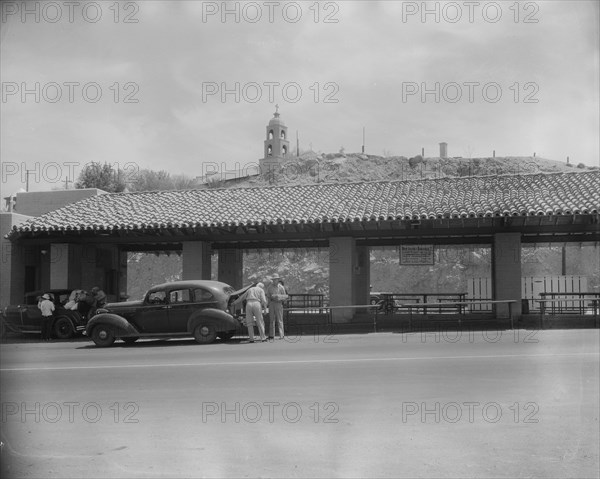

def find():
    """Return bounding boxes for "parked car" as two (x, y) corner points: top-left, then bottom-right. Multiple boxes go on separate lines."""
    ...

(369, 292), (403, 311)
(85, 280), (251, 347)
(2, 289), (88, 339)
(369, 292), (387, 305)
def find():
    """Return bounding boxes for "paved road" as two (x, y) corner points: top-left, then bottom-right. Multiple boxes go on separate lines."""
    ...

(1, 330), (598, 478)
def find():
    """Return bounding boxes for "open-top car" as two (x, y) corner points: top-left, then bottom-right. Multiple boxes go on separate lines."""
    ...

(85, 280), (250, 347)
(370, 292), (403, 311)
(2, 289), (88, 339)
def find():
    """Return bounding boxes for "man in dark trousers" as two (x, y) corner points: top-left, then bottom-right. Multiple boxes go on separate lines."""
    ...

(266, 275), (288, 340)
(37, 293), (55, 341)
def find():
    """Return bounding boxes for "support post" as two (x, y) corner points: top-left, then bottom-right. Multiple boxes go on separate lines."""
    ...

(329, 237), (357, 323)
(493, 233), (522, 320)
(183, 242), (212, 280)
(218, 249), (243, 289)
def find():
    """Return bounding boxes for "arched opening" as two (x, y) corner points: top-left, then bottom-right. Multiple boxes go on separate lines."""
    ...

(267, 145), (273, 156)
(269, 130), (274, 140)
(282, 145), (287, 155)
(281, 130), (286, 140)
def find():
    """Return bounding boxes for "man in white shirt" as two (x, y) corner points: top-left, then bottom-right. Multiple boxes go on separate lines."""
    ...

(37, 293), (55, 341)
(233, 283), (267, 343)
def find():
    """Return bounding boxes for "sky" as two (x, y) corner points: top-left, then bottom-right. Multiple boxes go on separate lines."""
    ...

(1, 0), (599, 195)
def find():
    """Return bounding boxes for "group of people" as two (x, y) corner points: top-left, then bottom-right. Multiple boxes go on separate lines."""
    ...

(62, 287), (107, 317)
(36, 286), (107, 340)
(232, 275), (288, 343)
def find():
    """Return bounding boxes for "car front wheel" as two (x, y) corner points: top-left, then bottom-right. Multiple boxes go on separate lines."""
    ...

(91, 325), (116, 347)
(53, 317), (74, 340)
(194, 323), (217, 344)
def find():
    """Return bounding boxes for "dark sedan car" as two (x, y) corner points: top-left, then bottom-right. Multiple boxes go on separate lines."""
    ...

(85, 280), (250, 347)
(2, 289), (88, 339)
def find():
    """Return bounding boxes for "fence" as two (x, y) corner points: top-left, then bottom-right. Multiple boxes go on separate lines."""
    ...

(468, 275), (589, 312)
(373, 293), (468, 314)
(284, 294), (331, 324)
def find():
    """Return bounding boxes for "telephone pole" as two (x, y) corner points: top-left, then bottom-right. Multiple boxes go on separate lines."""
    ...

(25, 169), (35, 192)
(362, 127), (365, 154)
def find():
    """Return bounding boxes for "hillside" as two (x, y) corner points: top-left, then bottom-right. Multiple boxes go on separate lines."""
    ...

(201, 153), (596, 189)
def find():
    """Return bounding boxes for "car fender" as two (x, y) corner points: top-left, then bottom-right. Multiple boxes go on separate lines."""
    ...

(187, 308), (237, 333)
(86, 313), (140, 338)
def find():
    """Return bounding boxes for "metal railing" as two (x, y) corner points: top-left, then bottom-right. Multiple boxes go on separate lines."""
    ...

(538, 292), (600, 315)
(284, 294), (331, 323)
(374, 293), (469, 314)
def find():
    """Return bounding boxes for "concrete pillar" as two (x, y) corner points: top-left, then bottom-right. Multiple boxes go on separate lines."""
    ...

(493, 233), (522, 318)
(79, 245), (100, 291)
(2, 242), (28, 305)
(76, 245), (119, 302)
(50, 243), (83, 290)
(100, 245), (119, 302)
(329, 237), (356, 322)
(118, 250), (128, 301)
(218, 249), (243, 289)
(40, 247), (51, 292)
(182, 242), (212, 280)
(49, 244), (69, 290)
(354, 245), (370, 305)
(1, 212), (33, 304)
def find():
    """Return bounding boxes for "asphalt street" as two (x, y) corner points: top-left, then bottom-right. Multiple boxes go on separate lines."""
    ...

(1, 329), (599, 478)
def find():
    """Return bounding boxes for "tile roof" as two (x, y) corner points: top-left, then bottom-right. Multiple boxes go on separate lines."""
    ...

(8, 171), (600, 237)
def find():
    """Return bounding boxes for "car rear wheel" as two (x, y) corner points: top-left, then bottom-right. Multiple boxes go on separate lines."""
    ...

(217, 330), (235, 341)
(91, 325), (115, 347)
(194, 323), (217, 344)
(53, 317), (74, 339)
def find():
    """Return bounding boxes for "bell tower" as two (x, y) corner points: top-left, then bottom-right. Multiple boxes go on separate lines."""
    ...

(264, 105), (289, 160)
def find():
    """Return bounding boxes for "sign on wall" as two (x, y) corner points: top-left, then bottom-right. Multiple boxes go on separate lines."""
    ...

(399, 245), (435, 265)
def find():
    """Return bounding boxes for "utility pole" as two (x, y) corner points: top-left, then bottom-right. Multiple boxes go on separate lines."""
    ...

(362, 127), (365, 154)
(296, 130), (300, 157)
(25, 169), (35, 192)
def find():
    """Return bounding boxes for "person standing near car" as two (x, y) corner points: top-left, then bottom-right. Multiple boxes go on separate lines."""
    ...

(37, 293), (55, 341)
(91, 286), (107, 309)
(233, 282), (268, 343)
(267, 275), (288, 340)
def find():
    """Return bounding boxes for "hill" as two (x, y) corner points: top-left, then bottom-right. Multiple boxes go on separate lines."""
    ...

(201, 153), (596, 189)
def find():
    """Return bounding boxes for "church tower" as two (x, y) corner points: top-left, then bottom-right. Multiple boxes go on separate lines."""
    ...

(264, 105), (289, 160)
